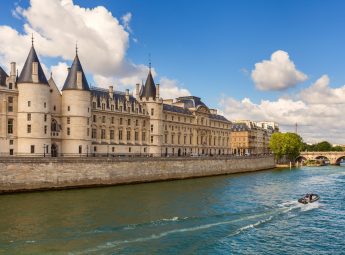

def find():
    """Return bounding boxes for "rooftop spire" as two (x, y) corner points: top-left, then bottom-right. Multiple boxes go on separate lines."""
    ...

(148, 53), (151, 71)
(76, 40), (78, 55)
(31, 33), (34, 46)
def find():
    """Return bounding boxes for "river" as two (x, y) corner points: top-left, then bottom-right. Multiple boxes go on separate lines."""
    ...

(0, 166), (344, 254)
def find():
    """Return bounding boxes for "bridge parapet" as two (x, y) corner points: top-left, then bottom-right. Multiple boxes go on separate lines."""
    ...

(299, 151), (345, 164)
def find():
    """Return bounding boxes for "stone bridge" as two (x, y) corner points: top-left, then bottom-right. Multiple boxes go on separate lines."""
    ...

(298, 151), (345, 165)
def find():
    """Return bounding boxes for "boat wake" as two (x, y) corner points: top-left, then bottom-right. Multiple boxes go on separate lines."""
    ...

(73, 200), (321, 255)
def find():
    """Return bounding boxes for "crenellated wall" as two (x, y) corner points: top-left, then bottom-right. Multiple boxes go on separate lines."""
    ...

(0, 155), (275, 193)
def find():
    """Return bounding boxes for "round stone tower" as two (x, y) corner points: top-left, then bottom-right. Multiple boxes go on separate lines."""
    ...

(61, 49), (91, 156)
(139, 68), (163, 156)
(17, 44), (51, 156)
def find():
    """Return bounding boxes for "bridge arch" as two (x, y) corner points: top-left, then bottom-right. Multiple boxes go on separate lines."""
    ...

(336, 156), (345, 165)
(295, 156), (307, 163)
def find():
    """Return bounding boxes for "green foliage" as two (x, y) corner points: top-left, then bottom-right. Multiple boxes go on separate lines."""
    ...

(269, 132), (303, 161)
(302, 141), (344, 152)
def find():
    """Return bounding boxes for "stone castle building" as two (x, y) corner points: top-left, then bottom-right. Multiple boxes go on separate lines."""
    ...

(0, 44), (232, 157)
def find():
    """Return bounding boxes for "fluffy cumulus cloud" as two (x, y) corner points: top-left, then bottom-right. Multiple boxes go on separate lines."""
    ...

(0, 0), (187, 96)
(220, 75), (345, 144)
(251, 50), (308, 91)
(158, 77), (191, 99)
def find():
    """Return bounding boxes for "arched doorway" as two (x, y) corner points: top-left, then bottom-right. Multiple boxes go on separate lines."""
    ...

(51, 144), (58, 157)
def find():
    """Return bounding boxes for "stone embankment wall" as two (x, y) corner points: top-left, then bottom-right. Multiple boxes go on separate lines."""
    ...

(0, 155), (275, 193)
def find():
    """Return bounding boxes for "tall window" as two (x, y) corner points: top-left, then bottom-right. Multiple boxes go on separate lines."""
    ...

(110, 130), (114, 140)
(101, 129), (106, 139)
(142, 132), (146, 142)
(135, 119), (138, 126)
(151, 136), (154, 143)
(67, 127), (70, 135)
(120, 118), (123, 125)
(28, 101), (31, 107)
(119, 130), (123, 140)
(126, 130), (131, 141)
(67, 106), (70, 111)
(44, 125), (47, 134)
(27, 124), (31, 133)
(44, 114), (47, 122)
(127, 119), (131, 125)
(27, 113), (31, 121)
(165, 134), (168, 143)
(44, 102), (47, 108)
(111, 117), (114, 124)
(8, 97), (13, 112)
(93, 115), (96, 122)
(102, 103), (105, 110)
(67, 117), (70, 124)
(30, 145), (35, 153)
(135, 131), (138, 141)
(8, 119), (13, 134)
(151, 108), (154, 116)
(102, 116), (106, 123)
(92, 102), (96, 109)
(92, 129), (97, 139)
(151, 125), (153, 132)
(79, 145), (82, 154)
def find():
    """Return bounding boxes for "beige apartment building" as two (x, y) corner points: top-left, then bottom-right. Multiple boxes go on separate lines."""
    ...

(0, 43), (231, 157)
(230, 120), (278, 156)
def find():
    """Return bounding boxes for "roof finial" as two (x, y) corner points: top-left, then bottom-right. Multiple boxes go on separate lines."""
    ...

(76, 40), (78, 55)
(31, 33), (34, 46)
(148, 53), (151, 71)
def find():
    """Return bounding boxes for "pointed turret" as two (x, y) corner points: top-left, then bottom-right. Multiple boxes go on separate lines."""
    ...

(141, 69), (156, 100)
(62, 51), (90, 91)
(0, 66), (8, 86)
(18, 46), (48, 85)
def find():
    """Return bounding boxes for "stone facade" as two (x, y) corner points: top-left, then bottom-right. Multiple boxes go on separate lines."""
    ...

(230, 120), (279, 155)
(0, 44), (231, 157)
(0, 155), (275, 193)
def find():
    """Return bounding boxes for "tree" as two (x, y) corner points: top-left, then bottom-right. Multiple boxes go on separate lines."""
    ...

(314, 141), (332, 151)
(269, 132), (303, 161)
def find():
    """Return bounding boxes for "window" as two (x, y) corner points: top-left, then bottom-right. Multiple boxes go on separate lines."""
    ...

(94, 146), (97, 152)
(111, 117), (114, 124)
(44, 102), (46, 108)
(151, 108), (154, 116)
(27, 124), (31, 133)
(151, 125), (153, 132)
(87, 128), (89, 136)
(27, 113), (31, 121)
(68, 106), (70, 111)
(44, 125), (47, 134)
(129, 147), (131, 153)
(9, 140), (13, 145)
(9, 149), (14, 156)
(9, 83), (13, 90)
(171, 134), (174, 144)
(92, 129), (97, 139)
(8, 119), (13, 134)
(120, 118), (123, 125)
(87, 118), (89, 125)
(67, 127), (70, 136)
(110, 130), (114, 140)
(92, 102), (96, 109)
(54, 105), (56, 111)
(93, 115), (96, 123)
(143, 120), (146, 126)
(135, 131), (138, 141)
(28, 101), (31, 107)
(67, 117), (70, 124)
(111, 105), (114, 111)
(119, 130), (123, 140)
(127, 119), (131, 126)
(135, 119), (138, 126)
(102, 116), (106, 123)
(79, 145), (82, 154)
(101, 129), (106, 139)
(119, 106), (123, 112)
(165, 134), (168, 143)
(127, 130), (131, 141)
(142, 132), (146, 142)
(112, 147), (115, 152)
(44, 114), (47, 122)
(151, 136), (154, 143)
(30, 145), (35, 154)
(8, 105), (13, 112)
(8, 97), (13, 103)
(102, 103), (105, 110)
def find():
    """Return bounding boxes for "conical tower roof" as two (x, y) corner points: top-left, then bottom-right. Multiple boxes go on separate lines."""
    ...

(18, 46), (48, 85)
(62, 53), (90, 91)
(141, 70), (156, 100)
(0, 66), (8, 86)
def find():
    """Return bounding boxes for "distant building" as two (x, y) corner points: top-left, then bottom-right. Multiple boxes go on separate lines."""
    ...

(230, 120), (278, 155)
(0, 43), (232, 157)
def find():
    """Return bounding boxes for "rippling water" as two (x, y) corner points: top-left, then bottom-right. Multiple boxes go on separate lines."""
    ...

(1, 166), (345, 254)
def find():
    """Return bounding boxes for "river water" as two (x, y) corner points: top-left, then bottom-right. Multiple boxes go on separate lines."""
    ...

(1, 166), (345, 254)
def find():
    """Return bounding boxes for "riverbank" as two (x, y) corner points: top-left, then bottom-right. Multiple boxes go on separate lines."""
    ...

(0, 155), (275, 193)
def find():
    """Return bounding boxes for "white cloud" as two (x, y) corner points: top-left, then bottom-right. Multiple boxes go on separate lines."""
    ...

(158, 77), (191, 99)
(251, 50), (308, 91)
(0, 0), (188, 96)
(220, 75), (345, 144)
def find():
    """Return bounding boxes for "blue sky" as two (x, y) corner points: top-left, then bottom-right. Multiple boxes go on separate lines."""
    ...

(1, 0), (345, 143)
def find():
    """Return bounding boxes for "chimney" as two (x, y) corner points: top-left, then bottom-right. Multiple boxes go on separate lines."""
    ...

(10, 62), (16, 77)
(32, 62), (38, 83)
(76, 71), (82, 89)
(156, 83), (160, 99)
(109, 85), (113, 99)
(125, 89), (130, 101)
(136, 83), (140, 98)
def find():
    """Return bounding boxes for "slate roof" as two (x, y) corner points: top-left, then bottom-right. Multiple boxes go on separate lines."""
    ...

(0, 66), (8, 86)
(140, 70), (156, 100)
(91, 87), (141, 112)
(62, 54), (90, 91)
(176, 96), (208, 109)
(209, 114), (231, 122)
(18, 46), (48, 85)
(231, 123), (252, 131)
(163, 104), (193, 115)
